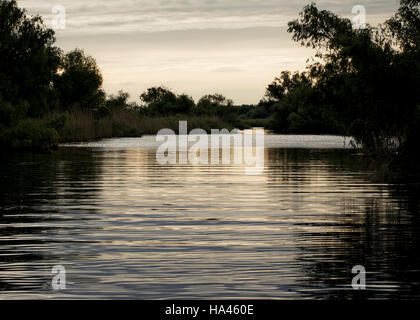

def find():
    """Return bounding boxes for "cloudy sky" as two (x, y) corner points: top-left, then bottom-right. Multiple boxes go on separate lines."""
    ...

(18, 0), (398, 104)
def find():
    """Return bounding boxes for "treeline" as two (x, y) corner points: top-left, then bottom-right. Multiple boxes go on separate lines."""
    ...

(0, 0), (241, 150)
(261, 0), (419, 180)
(1, 0), (419, 177)
(263, 1), (419, 159)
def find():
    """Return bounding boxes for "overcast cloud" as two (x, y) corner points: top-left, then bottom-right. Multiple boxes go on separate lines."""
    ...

(18, 0), (398, 104)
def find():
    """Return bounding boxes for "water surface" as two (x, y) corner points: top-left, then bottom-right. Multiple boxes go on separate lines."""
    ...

(0, 135), (419, 299)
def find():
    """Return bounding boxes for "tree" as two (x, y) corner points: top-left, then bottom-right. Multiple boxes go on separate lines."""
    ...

(283, 2), (418, 153)
(263, 71), (311, 103)
(386, 0), (420, 52)
(0, 0), (61, 116)
(94, 91), (136, 118)
(173, 94), (195, 114)
(139, 86), (194, 115)
(265, 71), (338, 133)
(385, 0), (420, 173)
(140, 86), (176, 106)
(195, 94), (233, 116)
(54, 49), (105, 110)
(264, 1), (419, 153)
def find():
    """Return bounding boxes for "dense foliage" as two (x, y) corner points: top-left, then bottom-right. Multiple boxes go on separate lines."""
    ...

(0, 0), (418, 180)
(54, 49), (105, 111)
(0, 0), (61, 117)
(139, 86), (195, 116)
(264, 0), (419, 166)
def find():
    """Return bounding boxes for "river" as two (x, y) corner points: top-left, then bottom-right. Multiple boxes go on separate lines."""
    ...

(0, 135), (419, 299)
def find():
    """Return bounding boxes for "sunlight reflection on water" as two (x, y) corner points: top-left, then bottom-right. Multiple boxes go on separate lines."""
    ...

(0, 135), (418, 299)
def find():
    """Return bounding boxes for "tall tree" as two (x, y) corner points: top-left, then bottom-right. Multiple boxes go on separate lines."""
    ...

(0, 0), (61, 116)
(285, 2), (418, 154)
(54, 49), (105, 110)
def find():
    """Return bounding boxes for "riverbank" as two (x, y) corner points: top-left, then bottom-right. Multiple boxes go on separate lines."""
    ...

(0, 109), (240, 151)
(46, 109), (240, 143)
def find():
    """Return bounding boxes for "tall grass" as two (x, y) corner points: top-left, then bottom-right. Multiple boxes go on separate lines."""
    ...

(44, 109), (236, 143)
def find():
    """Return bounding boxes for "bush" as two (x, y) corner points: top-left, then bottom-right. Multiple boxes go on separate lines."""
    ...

(46, 113), (68, 131)
(0, 98), (30, 126)
(0, 119), (59, 151)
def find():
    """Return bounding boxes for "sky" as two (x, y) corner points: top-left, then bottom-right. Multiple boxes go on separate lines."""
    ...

(18, 0), (398, 105)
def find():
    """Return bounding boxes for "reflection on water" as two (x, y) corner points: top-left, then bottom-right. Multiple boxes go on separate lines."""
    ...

(0, 136), (419, 299)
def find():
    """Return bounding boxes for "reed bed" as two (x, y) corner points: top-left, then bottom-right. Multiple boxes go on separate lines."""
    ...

(43, 109), (235, 143)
